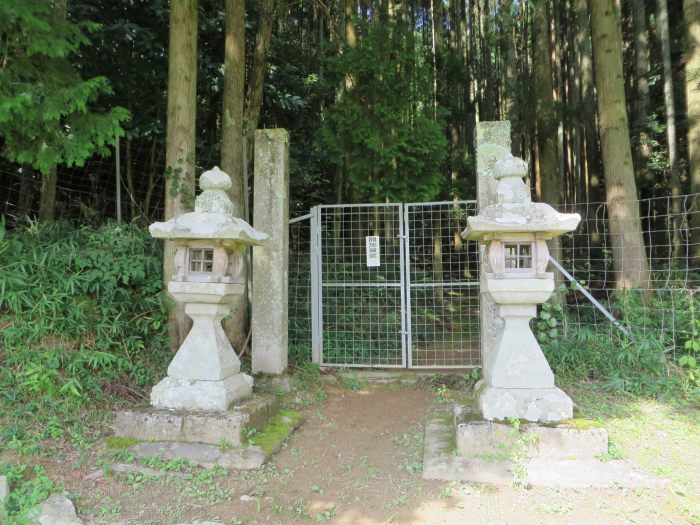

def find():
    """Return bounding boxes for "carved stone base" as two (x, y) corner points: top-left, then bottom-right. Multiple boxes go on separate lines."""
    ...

(477, 381), (573, 423)
(151, 374), (253, 411)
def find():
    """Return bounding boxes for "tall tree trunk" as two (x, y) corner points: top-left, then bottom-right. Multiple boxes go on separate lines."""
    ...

(164, 0), (198, 347)
(481, 0), (496, 120)
(533, 0), (562, 285)
(575, 0), (601, 204)
(656, 0), (682, 257)
(533, 0), (559, 203)
(39, 168), (57, 222)
(500, 0), (516, 121)
(589, 0), (651, 290)
(222, 0), (248, 351)
(222, 0), (246, 216)
(686, 0), (700, 263)
(244, 0), (275, 148)
(125, 139), (138, 221)
(630, 0), (652, 185)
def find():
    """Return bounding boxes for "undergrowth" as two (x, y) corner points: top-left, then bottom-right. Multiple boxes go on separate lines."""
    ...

(0, 220), (170, 414)
(540, 285), (700, 398)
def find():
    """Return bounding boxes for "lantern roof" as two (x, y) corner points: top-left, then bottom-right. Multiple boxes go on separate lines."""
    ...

(463, 154), (580, 240)
(149, 167), (268, 246)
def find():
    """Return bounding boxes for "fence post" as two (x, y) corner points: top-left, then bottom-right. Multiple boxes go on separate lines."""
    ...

(252, 129), (290, 375)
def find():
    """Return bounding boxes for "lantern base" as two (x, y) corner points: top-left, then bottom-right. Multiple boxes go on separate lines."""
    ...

(476, 381), (573, 423)
(151, 373), (253, 412)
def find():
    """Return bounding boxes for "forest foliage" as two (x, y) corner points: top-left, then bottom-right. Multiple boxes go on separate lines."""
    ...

(0, 0), (698, 405)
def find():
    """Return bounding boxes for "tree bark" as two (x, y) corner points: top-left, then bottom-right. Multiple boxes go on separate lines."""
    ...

(575, 0), (601, 204)
(164, 0), (198, 347)
(244, 0), (275, 149)
(500, 0), (516, 121)
(533, 0), (560, 205)
(589, 0), (651, 290)
(630, 0), (652, 185)
(222, 0), (246, 217)
(685, 0), (700, 263)
(39, 168), (57, 222)
(222, 0), (249, 351)
(656, 0), (682, 257)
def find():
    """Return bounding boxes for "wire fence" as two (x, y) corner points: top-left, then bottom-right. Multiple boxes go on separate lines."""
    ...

(289, 193), (700, 367)
(289, 212), (313, 363)
(555, 193), (699, 362)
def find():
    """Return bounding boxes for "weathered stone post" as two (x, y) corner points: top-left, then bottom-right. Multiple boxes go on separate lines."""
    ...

(475, 122), (512, 366)
(252, 129), (290, 375)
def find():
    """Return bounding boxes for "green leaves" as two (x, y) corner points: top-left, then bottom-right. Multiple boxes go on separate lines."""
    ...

(0, 221), (169, 406)
(317, 22), (447, 202)
(0, 1), (129, 174)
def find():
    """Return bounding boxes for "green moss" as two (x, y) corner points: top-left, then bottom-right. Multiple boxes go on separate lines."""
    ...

(436, 413), (458, 455)
(248, 409), (303, 455)
(105, 436), (138, 449)
(562, 418), (604, 430)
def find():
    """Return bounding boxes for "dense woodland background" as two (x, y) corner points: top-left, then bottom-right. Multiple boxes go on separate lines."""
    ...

(0, 0), (698, 220)
(0, 1), (699, 433)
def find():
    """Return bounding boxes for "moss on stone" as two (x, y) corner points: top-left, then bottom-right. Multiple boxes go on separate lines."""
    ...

(561, 418), (604, 430)
(248, 409), (303, 455)
(105, 436), (138, 449)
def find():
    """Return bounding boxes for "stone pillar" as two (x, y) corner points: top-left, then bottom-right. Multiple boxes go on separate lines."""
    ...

(475, 121), (511, 366)
(252, 129), (290, 375)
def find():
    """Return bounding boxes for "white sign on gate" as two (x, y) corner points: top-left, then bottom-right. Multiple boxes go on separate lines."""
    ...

(366, 236), (380, 267)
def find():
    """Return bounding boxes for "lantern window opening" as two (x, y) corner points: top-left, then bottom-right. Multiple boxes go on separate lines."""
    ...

(504, 242), (534, 271)
(190, 248), (215, 273)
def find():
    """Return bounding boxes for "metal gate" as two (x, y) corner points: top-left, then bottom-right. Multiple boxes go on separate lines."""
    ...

(308, 201), (480, 369)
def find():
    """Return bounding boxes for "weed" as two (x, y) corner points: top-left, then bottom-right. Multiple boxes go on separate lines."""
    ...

(218, 437), (234, 452)
(315, 505), (337, 521)
(0, 463), (55, 525)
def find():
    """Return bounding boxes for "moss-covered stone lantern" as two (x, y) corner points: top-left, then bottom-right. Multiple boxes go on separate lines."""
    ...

(463, 155), (580, 422)
(149, 167), (268, 411)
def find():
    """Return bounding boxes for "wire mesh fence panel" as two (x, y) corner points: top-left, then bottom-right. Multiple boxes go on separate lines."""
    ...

(405, 202), (481, 368)
(555, 194), (699, 362)
(318, 204), (406, 367)
(289, 213), (313, 363)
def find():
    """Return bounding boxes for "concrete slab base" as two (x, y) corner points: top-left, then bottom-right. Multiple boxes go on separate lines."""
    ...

(456, 419), (609, 459)
(423, 411), (664, 488)
(114, 395), (277, 446)
(123, 411), (303, 470)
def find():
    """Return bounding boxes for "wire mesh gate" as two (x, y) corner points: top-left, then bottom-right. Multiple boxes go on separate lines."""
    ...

(308, 201), (480, 369)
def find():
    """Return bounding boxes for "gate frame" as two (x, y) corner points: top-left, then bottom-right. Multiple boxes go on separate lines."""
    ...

(403, 200), (480, 369)
(309, 200), (480, 369)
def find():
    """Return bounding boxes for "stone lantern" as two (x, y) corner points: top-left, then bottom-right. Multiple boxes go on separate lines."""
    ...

(149, 167), (268, 412)
(463, 155), (580, 422)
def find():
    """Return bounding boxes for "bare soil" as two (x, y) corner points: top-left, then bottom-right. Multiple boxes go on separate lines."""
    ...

(5, 381), (699, 524)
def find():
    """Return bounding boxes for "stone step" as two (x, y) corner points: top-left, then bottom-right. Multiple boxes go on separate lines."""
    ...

(124, 410), (303, 470)
(114, 394), (278, 446)
(456, 420), (609, 460)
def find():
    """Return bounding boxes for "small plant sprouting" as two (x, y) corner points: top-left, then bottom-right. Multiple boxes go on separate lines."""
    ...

(218, 437), (234, 452)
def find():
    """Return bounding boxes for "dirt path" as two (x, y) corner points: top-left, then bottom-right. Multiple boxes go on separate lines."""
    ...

(205, 385), (690, 525)
(9, 383), (697, 524)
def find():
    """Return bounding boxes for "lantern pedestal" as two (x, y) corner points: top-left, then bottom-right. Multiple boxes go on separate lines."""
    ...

(477, 280), (573, 422)
(150, 283), (252, 412)
(476, 384), (573, 423)
(151, 374), (253, 412)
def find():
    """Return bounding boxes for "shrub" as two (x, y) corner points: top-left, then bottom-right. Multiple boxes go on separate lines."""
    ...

(0, 219), (170, 409)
